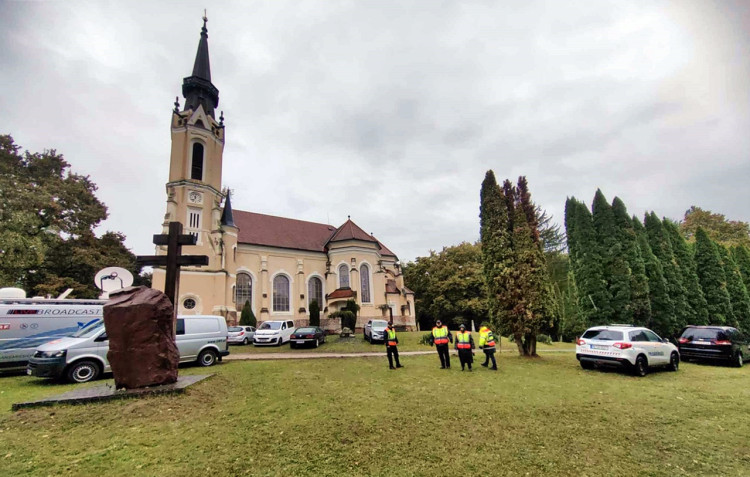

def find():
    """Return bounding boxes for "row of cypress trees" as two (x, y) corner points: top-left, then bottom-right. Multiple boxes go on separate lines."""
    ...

(565, 190), (750, 338)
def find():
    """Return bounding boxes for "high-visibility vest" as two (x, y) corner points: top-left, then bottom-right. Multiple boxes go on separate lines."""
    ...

(456, 331), (472, 349)
(386, 328), (397, 346)
(432, 326), (449, 345)
(484, 330), (496, 348)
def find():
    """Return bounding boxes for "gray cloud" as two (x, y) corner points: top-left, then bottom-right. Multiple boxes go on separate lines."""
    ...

(1, 0), (748, 264)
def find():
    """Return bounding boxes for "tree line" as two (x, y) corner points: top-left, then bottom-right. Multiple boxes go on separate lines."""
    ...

(566, 191), (750, 339)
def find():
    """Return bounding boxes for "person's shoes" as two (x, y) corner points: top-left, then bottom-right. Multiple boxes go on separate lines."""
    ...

(389, 366), (396, 369)
(440, 366), (446, 369)
(396, 365), (404, 368)
(468, 368), (472, 372)
(491, 367), (498, 371)
(461, 367), (465, 371)
(481, 363), (488, 367)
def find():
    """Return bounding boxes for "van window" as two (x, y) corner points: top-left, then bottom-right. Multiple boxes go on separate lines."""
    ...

(186, 318), (220, 334)
(259, 322), (282, 330)
(287, 321), (294, 328)
(176, 319), (185, 336)
(72, 320), (104, 338)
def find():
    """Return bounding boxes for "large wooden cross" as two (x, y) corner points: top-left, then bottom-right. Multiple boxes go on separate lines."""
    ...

(136, 222), (209, 315)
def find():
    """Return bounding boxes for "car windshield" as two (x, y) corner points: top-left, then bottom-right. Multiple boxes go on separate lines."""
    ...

(295, 327), (316, 334)
(582, 329), (624, 341)
(372, 320), (388, 328)
(71, 319), (104, 338)
(228, 327), (242, 332)
(260, 322), (282, 330)
(681, 328), (727, 341)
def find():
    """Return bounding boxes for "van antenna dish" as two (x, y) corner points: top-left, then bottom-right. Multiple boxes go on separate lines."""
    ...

(94, 267), (134, 298)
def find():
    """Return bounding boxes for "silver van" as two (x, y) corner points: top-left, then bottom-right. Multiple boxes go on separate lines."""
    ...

(27, 315), (229, 383)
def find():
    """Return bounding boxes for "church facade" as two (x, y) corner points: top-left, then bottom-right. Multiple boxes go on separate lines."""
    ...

(152, 19), (416, 331)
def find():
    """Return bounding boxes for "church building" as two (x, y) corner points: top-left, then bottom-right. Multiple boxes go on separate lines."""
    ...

(152, 18), (416, 331)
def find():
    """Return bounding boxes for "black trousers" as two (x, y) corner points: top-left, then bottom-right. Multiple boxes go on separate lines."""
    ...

(483, 349), (497, 368)
(386, 346), (401, 368)
(458, 349), (473, 369)
(436, 344), (450, 368)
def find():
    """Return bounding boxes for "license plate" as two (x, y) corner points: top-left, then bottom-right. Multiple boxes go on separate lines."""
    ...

(27, 369), (32, 375)
(590, 345), (608, 350)
(296, 340), (304, 344)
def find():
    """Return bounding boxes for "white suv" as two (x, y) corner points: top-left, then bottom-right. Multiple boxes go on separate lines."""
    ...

(576, 325), (680, 376)
(253, 320), (295, 346)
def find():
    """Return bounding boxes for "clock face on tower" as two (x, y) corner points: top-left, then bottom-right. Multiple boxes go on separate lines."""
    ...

(188, 191), (203, 204)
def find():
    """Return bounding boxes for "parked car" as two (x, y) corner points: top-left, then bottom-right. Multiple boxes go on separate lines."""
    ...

(576, 325), (680, 376)
(678, 326), (748, 367)
(227, 326), (256, 345)
(27, 315), (230, 383)
(253, 320), (295, 346)
(364, 319), (388, 343)
(290, 327), (326, 348)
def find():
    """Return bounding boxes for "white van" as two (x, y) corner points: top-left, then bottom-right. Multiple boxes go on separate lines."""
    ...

(27, 315), (230, 383)
(253, 320), (296, 346)
(0, 291), (105, 372)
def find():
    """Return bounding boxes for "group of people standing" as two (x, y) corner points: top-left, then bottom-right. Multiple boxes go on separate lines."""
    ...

(383, 320), (498, 371)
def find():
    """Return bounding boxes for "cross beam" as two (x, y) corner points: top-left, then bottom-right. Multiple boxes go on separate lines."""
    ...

(136, 222), (209, 313)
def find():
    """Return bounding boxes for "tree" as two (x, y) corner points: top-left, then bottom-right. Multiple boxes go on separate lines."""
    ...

(0, 135), (143, 297)
(240, 301), (257, 327)
(717, 245), (750, 331)
(732, 245), (750, 293)
(663, 219), (708, 325)
(309, 299), (321, 327)
(611, 197), (651, 327)
(644, 212), (690, 334)
(694, 227), (733, 325)
(680, 206), (750, 248)
(634, 218), (673, 337)
(592, 190), (632, 324)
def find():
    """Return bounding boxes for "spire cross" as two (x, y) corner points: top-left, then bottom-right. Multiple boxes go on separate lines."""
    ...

(203, 9), (207, 25)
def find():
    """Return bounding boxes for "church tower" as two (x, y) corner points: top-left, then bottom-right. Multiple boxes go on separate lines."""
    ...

(153, 15), (235, 317)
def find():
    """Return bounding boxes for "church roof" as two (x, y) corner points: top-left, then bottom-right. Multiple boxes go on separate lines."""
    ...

(220, 190), (235, 227)
(182, 16), (219, 118)
(231, 209), (397, 257)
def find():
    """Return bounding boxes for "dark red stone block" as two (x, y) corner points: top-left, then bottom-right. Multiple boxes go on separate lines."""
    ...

(103, 286), (179, 389)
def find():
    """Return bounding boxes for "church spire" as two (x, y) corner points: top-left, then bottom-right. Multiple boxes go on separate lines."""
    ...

(182, 12), (219, 117)
(220, 190), (236, 227)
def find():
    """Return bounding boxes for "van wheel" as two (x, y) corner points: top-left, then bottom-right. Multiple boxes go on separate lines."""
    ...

(633, 355), (648, 377)
(198, 349), (218, 367)
(668, 352), (679, 371)
(66, 360), (100, 383)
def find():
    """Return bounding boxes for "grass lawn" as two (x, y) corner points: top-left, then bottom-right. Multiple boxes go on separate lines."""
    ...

(232, 331), (575, 354)
(2, 353), (749, 476)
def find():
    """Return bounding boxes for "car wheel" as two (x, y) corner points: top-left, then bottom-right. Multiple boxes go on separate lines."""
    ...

(668, 352), (679, 372)
(198, 349), (218, 367)
(633, 355), (648, 377)
(314, 338), (319, 348)
(734, 352), (743, 368)
(243, 337), (249, 345)
(66, 360), (101, 383)
(580, 360), (594, 370)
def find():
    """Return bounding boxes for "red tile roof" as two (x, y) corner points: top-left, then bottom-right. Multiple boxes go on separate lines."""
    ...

(327, 288), (355, 299)
(385, 279), (400, 294)
(232, 209), (397, 258)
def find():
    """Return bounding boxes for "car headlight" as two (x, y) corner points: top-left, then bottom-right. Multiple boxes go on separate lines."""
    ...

(37, 350), (67, 358)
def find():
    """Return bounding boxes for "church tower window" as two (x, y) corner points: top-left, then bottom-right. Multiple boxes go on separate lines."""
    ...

(338, 264), (349, 288)
(360, 264), (371, 303)
(235, 273), (252, 307)
(273, 275), (290, 312)
(308, 276), (323, 308)
(191, 142), (204, 180)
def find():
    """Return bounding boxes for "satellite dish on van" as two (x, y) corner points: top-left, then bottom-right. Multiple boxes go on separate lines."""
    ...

(94, 267), (134, 298)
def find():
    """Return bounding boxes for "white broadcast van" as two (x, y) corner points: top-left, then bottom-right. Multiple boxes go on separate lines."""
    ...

(0, 288), (105, 372)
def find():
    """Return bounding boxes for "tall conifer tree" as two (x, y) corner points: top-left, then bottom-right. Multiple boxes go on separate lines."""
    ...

(644, 212), (689, 334)
(634, 217), (673, 336)
(572, 200), (613, 325)
(694, 227), (733, 325)
(612, 197), (651, 326)
(732, 245), (750, 292)
(718, 245), (750, 330)
(592, 190), (632, 323)
(663, 219), (708, 325)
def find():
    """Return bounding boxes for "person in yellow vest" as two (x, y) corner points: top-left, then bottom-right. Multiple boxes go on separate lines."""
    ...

(454, 323), (475, 371)
(478, 323), (498, 370)
(384, 321), (403, 370)
(429, 319), (453, 369)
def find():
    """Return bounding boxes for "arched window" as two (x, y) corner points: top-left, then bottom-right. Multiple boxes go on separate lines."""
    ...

(191, 142), (204, 180)
(338, 264), (349, 288)
(308, 276), (323, 308)
(273, 275), (290, 312)
(235, 273), (252, 307)
(360, 264), (371, 303)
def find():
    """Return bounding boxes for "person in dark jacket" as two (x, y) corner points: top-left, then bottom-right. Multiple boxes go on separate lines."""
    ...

(454, 323), (475, 371)
(384, 321), (403, 369)
(429, 320), (453, 369)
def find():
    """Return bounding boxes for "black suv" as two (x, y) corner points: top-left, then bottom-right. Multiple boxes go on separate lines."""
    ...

(677, 326), (749, 367)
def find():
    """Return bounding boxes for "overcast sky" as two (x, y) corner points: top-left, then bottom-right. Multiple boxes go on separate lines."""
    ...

(1, 0), (748, 263)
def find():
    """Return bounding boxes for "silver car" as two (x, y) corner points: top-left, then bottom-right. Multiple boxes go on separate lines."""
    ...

(364, 319), (388, 344)
(227, 326), (255, 345)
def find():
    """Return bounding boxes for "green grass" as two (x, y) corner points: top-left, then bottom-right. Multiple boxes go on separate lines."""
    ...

(2, 354), (748, 476)
(233, 331), (575, 354)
